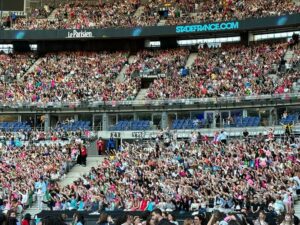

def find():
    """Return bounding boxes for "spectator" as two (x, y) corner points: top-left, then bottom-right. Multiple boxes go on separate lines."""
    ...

(79, 144), (88, 166)
(280, 213), (294, 225)
(21, 214), (31, 225)
(97, 213), (113, 225)
(254, 211), (268, 225)
(97, 138), (105, 155)
(7, 211), (19, 225)
(152, 209), (173, 225)
(72, 212), (85, 225)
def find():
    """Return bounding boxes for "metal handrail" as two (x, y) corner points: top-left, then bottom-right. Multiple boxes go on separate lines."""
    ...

(0, 93), (299, 109)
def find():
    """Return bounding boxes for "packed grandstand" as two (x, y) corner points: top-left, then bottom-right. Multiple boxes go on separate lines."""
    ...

(1, 0), (300, 30)
(0, 1), (300, 225)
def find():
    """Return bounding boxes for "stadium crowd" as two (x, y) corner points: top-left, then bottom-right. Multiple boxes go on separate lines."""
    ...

(10, 129), (297, 223)
(0, 53), (37, 83)
(0, 51), (141, 104)
(146, 42), (294, 99)
(7, 1), (158, 30)
(165, 0), (300, 25)
(126, 49), (189, 77)
(1, 0), (299, 30)
(0, 130), (90, 215)
(0, 41), (299, 103)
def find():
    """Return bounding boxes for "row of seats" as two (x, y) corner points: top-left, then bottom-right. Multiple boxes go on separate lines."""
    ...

(0, 115), (297, 132)
(171, 117), (261, 130)
(172, 119), (206, 130)
(55, 121), (91, 131)
(0, 122), (32, 132)
(233, 117), (261, 127)
(111, 120), (150, 131)
(280, 114), (299, 125)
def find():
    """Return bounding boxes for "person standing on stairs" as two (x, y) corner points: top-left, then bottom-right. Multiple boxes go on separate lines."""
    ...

(97, 138), (105, 155)
(80, 145), (88, 167)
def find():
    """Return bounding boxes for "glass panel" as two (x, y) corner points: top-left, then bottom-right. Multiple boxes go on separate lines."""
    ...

(78, 114), (93, 122)
(137, 113), (152, 121)
(205, 111), (215, 128)
(168, 113), (177, 129)
(59, 115), (75, 123)
(177, 36), (240, 46)
(0, 44), (13, 53)
(108, 115), (117, 127)
(177, 112), (190, 119)
(220, 111), (229, 127)
(94, 115), (102, 131)
(230, 110), (243, 121)
(259, 109), (270, 126)
(118, 114), (134, 121)
(50, 115), (59, 128)
(247, 109), (259, 117)
(153, 114), (162, 129)
(0, 115), (18, 122)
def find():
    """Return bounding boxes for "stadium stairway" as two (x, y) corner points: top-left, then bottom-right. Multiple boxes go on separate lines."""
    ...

(135, 88), (148, 100)
(185, 53), (198, 68)
(293, 0), (300, 6)
(128, 55), (137, 64)
(116, 64), (129, 82)
(295, 201), (300, 218)
(87, 140), (99, 156)
(23, 156), (104, 217)
(285, 49), (295, 63)
(157, 19), (166, 26)
(133, 6), (145, 17)
(47, 8), (59, 20)
(116, 55), (136, 82)
(21, 58), (44, 81)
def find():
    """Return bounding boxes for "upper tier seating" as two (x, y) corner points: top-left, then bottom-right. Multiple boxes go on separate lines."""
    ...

(1, 0), (299, 30)
(146, 42), (293, 99)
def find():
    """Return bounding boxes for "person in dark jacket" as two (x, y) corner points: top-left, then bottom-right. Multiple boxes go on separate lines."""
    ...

(97, 213), (114, 225)
(152, 209), (173, 225)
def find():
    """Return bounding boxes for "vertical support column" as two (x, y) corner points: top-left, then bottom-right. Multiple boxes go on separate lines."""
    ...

(268, 108), (274, 126)
(161, 112), (168, 129)
(241, 31), (249, 46)
(44, 114), (50, 132)
(74, 114), (78, 121)
(248, 32), (254, 42)
(92, 115), (96, 131)
(133, 113), (138, 121)
(102, 113), (108, 131)
(24, 0), (27, 13)
(243, 109), (247, 118)
(211, 112), (216, 129)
